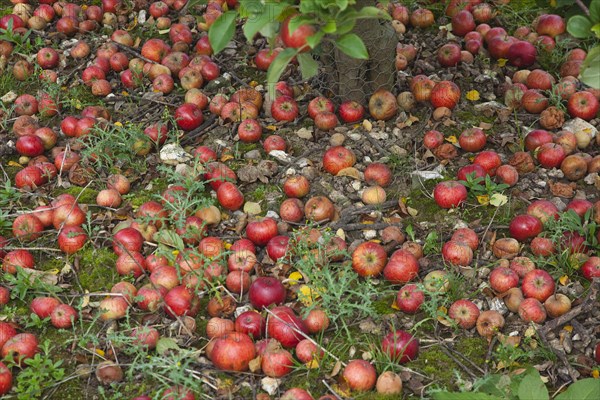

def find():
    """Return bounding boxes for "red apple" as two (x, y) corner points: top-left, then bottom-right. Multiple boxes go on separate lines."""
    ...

(437, 42), (462, 67)
(489, 267), (519, 293)
(458, 128), (487, 152)
(396, 284), (424, 314)
(581, 257), (600, 280)
(522, 269), (555, 302)
(518, 297), (547, 324)
(535, 14), (565, 38)
(442, 240), (473, 266)
(452, 10), (476, 36)
(433, 181), (468, 209)
(383, 249), (419, 284)
(352, 241), (387, 277)
(211, 332), (256, 371)
(507, 41), (537, 67)
(50, 303), (78, 329)
(267, 306), (307, 348)
(271, 96), (299, 122)
(509, 215), (543, 242)
(175, 103), (204, 131)
(343, 359), (377, 392)
(262, 344), (294, 377)
(567, 91), (599, 121)
(448, 299), (480, 329)
(381, 330), (419, 363)
(473, 150), (502, 176)
(338, 100), (365, 123)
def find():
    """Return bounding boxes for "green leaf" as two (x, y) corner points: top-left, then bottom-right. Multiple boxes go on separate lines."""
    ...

(555, 379), (600, 400)
(355, 6), (391, 20)
(432, 392), (503, 400)
(490, 193), (508, 207)
(306, 30), (325, 48)
(334, 33), (368, 59)
(323, 19), (337, 33)
(592, 22), (600, 38)
(297, 53), (319, 80)
(580, 46), (600, 89)
(591, 0), (600, 23)
(259, 21), (279, 39)
(154, 229), (185, 249)
(517, 369), (549, 400)
(266, 47), (298, 97)
(567, 15), (593, 38)
(208, 11), (237, 54)
(287, 15), (316, 36)
(156, 337), (180, 356)
(243, 13), (271, 42)
(299, 1), (318, 14)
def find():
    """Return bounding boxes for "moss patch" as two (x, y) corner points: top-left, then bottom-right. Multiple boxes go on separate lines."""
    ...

(76, 247), (119, 292)
(124, 178), (169, 208)
(53, 186), (100, 205)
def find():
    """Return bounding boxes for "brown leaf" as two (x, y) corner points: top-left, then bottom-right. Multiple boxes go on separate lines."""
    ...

(257, 160), (278, 177)
(237, 166), (260, 183)
(328, 360), (342, 378)
(549, 181), (576, 198)
(336, 167), (361, 180)
(249, 356), (262, 373)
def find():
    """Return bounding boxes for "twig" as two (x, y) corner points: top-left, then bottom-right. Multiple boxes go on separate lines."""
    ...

(539, 279), (599, 334)
(329, 222), (403, 232)
(442, 343), (486, 375)
(112, 41), (157, 64)
(263, 308), (346, 367)
(364, 129), (390, 156)
(321, 380), (343, 400)
(574, 0), (590, 15)
(439, 346), (478, 379)
(4, 247), (62, 252)
(484, 336), (497, 374)
(536, 279), (600, 382)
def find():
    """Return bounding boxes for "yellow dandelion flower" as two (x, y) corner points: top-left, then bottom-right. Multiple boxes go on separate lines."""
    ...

(466, 90), (480, 101)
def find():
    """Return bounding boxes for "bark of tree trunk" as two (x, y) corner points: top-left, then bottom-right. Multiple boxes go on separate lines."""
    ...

(320, 0), (396, 104)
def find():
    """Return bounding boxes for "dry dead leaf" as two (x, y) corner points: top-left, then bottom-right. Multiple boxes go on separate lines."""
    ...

(243, 202), (261, 215)
(328, 360), (342, 378)
(549, 181), (576, 198)
(296, 127), (313, 139)
(249, 356), (262, 373)
(362, 119), (373, 131)
(336, 167), (361, 180)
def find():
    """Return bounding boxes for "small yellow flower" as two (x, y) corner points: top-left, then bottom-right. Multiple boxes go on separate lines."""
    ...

(592, 369), (599, 379)
(114, 121), (123, 127)
(288, 271), (303, 285)
(466, 90), (480, 101)
(497, 58), (508, 67)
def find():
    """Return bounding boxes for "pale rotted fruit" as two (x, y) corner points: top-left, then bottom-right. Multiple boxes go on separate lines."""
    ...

(476, 310), (505, 339)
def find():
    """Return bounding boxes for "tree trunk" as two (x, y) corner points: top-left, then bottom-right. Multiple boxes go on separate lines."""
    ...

(320, 0), (396, 104)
